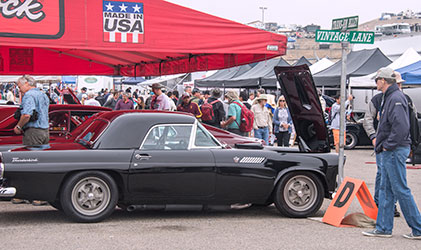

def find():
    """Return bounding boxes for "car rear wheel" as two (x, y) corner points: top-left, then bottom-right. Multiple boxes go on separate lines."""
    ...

(274, 172), (324, 218)
(60, 171), (118, 223)
(345, 132), (358, 149)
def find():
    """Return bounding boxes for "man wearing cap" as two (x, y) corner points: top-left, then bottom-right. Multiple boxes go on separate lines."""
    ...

(363, 71), (416, 218)
(190, 88), (204, 106)
(150, 83), (171, 111)
(77, 87), (87, 102)
(251, 94), (272, 145)
(363, 67), (421, 240)
(177, 93), (202, 119)
(221, 91), (246, 136)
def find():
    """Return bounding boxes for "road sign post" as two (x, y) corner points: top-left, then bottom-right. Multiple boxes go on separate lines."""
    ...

(338, 41), (349, 185)
(314, 15), (376, 186)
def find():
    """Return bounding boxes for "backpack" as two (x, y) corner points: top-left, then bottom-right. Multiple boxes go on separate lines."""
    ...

(201, 100), (219, 122)
(327, 107), (336, 125)
(233, 101), (254, 132)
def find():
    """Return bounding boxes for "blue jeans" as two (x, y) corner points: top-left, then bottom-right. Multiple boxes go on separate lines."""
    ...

(374, 153), (382, 205)
(375, 153), (397, 209)
(376, 146), (421, 235)
(254, 127), (269, 145)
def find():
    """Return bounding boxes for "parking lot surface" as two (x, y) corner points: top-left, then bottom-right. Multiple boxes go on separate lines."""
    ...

(1, 148), (421, 250)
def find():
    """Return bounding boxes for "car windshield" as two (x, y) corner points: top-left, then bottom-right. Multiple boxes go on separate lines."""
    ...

(76, 119), (109, 147)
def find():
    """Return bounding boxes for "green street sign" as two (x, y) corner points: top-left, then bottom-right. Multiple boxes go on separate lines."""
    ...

(315, 30), (374, 44)
(332, 16), (359, 31)
(349, 31), (375, 44)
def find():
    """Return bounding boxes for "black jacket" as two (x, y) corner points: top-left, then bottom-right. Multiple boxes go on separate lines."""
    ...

(375, 83), (411, 153)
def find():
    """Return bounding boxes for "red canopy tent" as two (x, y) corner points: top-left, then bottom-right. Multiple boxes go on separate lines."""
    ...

(0, 0), (286, 77)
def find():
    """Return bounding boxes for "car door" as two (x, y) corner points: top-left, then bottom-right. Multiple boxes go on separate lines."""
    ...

(128, 123), (216, 201)
(274, 65), (330, 153)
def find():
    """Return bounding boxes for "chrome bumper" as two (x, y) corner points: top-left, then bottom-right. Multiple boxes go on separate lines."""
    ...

(0, 187), (16, 197)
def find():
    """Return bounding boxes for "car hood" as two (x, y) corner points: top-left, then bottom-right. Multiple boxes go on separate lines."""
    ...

(274, 65), (330, 153)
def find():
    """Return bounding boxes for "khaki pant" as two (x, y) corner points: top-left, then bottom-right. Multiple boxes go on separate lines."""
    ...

(23, 128), (49, 146)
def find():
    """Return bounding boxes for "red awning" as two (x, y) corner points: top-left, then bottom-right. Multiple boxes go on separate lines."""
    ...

(0, 0), (286, 76)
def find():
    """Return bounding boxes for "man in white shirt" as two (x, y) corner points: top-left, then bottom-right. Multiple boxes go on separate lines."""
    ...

(84, 92), (101, 106)
(6, 88), (15, 103)
(150, 83), (171, 111)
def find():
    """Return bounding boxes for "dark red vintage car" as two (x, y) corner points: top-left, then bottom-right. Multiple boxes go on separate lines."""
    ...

(0, 105), (111, 150)
(0, 105), (263, 151)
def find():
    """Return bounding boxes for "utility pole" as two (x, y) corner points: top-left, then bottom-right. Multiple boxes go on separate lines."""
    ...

(259, 7), (267, 29)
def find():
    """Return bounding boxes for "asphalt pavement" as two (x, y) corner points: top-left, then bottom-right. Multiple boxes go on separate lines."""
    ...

(1, 147), (421, 249)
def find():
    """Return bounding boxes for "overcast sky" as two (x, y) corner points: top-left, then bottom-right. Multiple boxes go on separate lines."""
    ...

(166, 0), (420, 29)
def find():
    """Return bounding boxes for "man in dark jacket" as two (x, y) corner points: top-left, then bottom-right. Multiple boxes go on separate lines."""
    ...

(363, 67), (421, 239)
(202, 88), (225, 128)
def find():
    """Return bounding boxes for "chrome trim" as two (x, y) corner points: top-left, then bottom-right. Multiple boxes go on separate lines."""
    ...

(0, 187), (16, 197)
(0, 152), (3, 179)
(191, 122), (223, 149)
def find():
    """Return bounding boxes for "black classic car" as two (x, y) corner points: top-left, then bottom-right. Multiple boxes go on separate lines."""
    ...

(0, 65), (339, 223)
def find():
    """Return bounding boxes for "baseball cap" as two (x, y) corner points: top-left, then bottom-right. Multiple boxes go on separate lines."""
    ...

(394, 71), (405, 84)
(375, 67), (395, 80)
(192, 88), (200, 94)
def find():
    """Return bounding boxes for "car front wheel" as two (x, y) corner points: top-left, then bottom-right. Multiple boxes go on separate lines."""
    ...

(274, 172), (324, 218)
(60, 171), (118, 223)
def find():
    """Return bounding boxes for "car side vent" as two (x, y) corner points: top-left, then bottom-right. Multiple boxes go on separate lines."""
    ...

(240, 157), (266, 164)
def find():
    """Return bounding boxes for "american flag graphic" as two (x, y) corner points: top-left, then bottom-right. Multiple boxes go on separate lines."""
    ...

(103, 1), (144, 43)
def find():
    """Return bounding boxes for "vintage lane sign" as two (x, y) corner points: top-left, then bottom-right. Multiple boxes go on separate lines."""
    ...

(315, 30), (374, 44)
(331, 16), (359, 31)
(103, 1), (144, 43)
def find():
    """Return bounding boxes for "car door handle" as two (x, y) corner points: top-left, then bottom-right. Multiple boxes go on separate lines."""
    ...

(135, 154), (151, 160)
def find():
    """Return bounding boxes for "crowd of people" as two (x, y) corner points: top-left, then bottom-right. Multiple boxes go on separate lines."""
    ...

(70, 84), (295, 146)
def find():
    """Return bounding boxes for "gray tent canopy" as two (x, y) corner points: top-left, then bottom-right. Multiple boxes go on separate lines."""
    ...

(293, 56), (312, 66)
(195, 64), (253, 88)
(313, 48), (392, 87)
(224, 57), (290, 88)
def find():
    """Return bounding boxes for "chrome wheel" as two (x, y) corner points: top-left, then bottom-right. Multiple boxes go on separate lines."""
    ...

(71, 177), (111, 216)
(283, 175), (317, 212)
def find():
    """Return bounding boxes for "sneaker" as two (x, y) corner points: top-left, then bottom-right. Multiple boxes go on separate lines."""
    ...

(362, 229), (392, 238)
(403, 233), (421, 240)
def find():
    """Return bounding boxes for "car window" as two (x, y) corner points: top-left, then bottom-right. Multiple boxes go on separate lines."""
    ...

(141, 125), (192, 150)
(195, 123), (220, 147)
(76, 119), (109, 146)
(69, 111), (97, 131)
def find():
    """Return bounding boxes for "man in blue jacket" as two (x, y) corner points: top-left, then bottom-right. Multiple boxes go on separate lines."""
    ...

(363, 67), (421, 240)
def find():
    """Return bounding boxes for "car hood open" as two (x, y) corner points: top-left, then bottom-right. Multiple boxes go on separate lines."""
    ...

(274, 65), (330, 153)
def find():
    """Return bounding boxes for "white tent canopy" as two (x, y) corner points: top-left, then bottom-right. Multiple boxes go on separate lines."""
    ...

(349, 47), (421, 88)
(0, 75), (61, 83)
(309, 58), (334, 75)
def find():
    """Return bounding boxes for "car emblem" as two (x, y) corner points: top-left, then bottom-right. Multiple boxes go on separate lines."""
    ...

(233, 157), (240, 163)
